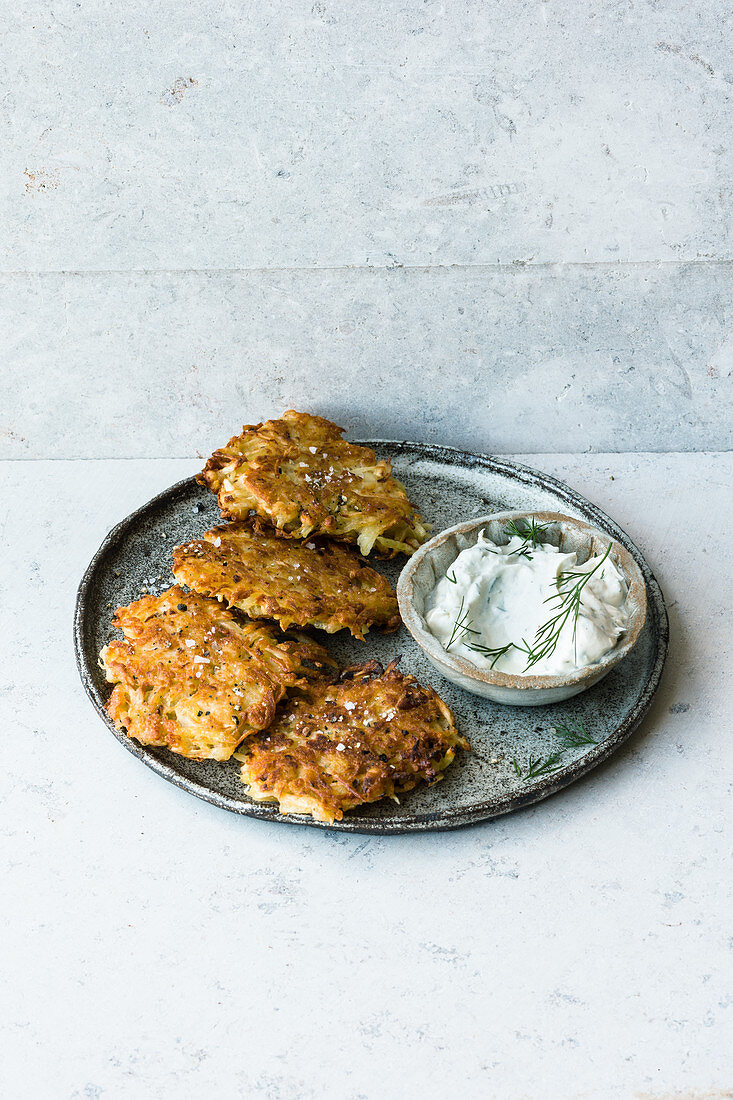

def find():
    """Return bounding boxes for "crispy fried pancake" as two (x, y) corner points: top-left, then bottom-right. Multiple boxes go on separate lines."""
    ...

(198, 410), (428, 557)
(100, 586), (332, 761)
(172, 521), (400, 639)
(236, 661), (468, 823)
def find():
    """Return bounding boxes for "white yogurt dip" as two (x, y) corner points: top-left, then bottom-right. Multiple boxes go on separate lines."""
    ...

(425, 530), (628, 676)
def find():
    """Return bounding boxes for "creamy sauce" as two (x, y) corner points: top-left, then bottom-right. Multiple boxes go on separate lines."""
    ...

(425, 532), (628, 676)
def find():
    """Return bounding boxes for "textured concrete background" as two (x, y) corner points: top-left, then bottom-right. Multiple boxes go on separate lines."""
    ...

(2, 0), (732, 456)
(4, 0), (733, 270)
(3, 263), (732, 457)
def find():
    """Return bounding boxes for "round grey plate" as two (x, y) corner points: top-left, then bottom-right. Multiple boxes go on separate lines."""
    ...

(74, 442), (668, 834)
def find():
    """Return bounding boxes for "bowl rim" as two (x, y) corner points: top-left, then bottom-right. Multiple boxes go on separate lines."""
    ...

(396, 510), (648, 692)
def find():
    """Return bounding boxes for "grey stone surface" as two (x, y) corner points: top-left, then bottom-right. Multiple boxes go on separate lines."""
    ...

(3, 0), (733, 271)
(2, 262), (731, 458)
(1, 452), (730, 1098)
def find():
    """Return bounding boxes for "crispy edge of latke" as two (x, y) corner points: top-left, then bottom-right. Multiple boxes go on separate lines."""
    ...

(198, 410), (342, 477)
(197, 411), (428, 557)
(235, 660), (468, 823)
(99, 586), (332, 761)
(100, 590), (278, 759)
(171, 520), (401, 639)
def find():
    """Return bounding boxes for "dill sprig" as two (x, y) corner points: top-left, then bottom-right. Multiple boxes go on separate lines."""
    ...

(553, 717), (597, 748)
(505, 516), (553, 558)
(464, 640), (515, 669)
(446, 569), (458, 584)
(511, 717), (597, 783)
(507, 543), (533, 560)
(446, 597), (477, 649)
(521, 542), (612, 671)
(512, 751), (564, 780)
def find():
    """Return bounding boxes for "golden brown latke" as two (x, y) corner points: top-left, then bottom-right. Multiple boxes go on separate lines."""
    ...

(198, 410), (428, 557)
(235, 661), (468, 824)
(172, 520), (400, 640)
(100, 586), (332, 761)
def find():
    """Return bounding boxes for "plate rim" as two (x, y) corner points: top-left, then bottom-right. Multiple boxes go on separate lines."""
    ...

(74, 441), (669, 834)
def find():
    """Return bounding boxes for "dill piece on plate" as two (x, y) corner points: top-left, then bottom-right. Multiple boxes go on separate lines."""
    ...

(172, 520), (400, 639)
(198, 410), (429, 557)
(511, 751), (565, 781)
(235, 660), (469, 824)
(100, 586), (332, 761)
(553, 717), (597, 748)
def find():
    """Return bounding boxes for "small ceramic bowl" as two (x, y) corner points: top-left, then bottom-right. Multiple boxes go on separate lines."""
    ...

(397, 511), (647, 706)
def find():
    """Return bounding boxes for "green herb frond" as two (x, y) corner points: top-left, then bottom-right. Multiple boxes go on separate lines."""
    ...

(504, 516), (553, 556)
(553, 717), (597, 748)
(446, 597), (477, 650)
(464, 640), (515, 669)
(521, 542), (612, 670)
(511, 751), (564, 781)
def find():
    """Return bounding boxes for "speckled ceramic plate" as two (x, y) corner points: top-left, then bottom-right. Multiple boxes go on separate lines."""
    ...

(74, 442), (668, 834)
